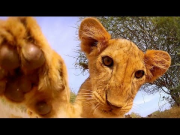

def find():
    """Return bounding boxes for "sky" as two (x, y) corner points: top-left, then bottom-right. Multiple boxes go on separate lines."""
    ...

(0, 17), (172, 117)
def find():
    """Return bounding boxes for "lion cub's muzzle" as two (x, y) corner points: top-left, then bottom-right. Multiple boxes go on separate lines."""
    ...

(106, 100), (122, 109)
(106, 90), (129, 109)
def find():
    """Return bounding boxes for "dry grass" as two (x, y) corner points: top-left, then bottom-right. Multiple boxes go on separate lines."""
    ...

(70, 91), (77, 103)
(145, 106), (180, 118)
(125, 106), (180, 118)
(126, 106), (180, 118)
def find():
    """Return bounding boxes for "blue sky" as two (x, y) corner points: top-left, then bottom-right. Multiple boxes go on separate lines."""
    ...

(0, 17), (171, 117)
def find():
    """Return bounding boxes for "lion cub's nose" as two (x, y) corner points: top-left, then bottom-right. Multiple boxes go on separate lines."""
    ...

(107, 100), (123, 109)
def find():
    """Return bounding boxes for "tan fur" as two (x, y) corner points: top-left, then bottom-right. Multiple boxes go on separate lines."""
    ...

(0, 17), (71, 118)
(73, 17), (171, 118)
(0, 17), (171, 118)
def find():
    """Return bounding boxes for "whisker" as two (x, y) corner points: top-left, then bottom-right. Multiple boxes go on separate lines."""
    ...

(75, 97), (93, 100)
(92, 103), (101, 115)
(77, 97), (92, 100)
(130, 106), (142, 112)
(77, 93), (92, 95)
(77, 93), (92, 96)
(77, 94), (92, 97)
(133, 103), (145, 110)
(79, 89), (92, 91)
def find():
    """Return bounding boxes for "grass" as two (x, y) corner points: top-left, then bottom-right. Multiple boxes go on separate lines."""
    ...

(145, 106), (180, 118)
(125, 105), (180, 118)
(70, 91), (77, 103)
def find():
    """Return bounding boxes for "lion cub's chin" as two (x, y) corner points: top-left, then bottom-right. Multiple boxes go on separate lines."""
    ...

(91, 105), (128, 118)
(89, 99), (132, 118)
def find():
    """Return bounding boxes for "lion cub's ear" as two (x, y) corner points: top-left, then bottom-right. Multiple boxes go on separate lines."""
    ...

(144, 50), (171, 83)
(79, 17), (111, 55)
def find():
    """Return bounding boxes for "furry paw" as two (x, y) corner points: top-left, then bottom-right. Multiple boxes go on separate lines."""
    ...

(0, 17), (69, 118)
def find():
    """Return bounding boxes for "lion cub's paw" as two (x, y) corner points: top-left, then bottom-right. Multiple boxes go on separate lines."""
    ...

(0, 17), (53, 117)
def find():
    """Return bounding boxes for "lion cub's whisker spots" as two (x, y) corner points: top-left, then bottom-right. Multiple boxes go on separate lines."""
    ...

(93, 91), (106, 104)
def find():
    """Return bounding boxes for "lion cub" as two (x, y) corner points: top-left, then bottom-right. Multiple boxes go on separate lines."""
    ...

(0, 17), (171, 118)
(74, 17), (171, 118)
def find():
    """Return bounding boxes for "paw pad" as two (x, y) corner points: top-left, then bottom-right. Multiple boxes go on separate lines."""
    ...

(22, 43), (45, 71)
(35, 101), (52, 116)
(0, 44), (20, 70)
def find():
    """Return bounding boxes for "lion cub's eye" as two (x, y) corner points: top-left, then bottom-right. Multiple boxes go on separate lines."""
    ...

(135, 70), (145, 79)
(102, 56), (113, 67)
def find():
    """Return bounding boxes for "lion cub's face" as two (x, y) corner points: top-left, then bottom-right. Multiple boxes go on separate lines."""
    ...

(78, 17), (171, 117)
(87, 39), (146, 116)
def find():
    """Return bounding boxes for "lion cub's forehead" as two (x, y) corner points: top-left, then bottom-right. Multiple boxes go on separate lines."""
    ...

(105, 39), (144, 57)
